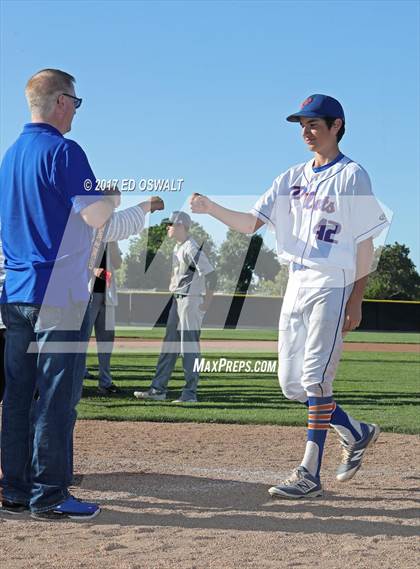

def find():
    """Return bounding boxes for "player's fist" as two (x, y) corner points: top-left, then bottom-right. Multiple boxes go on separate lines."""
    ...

(139, 196), (164, 214)
(150, 196), (164, 213)
(190, 193), (211, 214)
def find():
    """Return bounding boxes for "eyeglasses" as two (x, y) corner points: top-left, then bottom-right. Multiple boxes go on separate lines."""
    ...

(61, 93), (82, 109)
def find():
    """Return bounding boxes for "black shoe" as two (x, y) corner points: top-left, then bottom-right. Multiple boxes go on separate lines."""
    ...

(97, 383), (119, 396)
(1, 500), (29, 514)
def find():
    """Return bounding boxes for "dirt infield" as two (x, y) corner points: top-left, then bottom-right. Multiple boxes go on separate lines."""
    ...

(111, 339), (420, 354)
(1, 421), (419, 569)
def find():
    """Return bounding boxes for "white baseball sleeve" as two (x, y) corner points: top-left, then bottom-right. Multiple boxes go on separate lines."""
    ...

(349, 168), (390, 244)
(250, 177), (283, 230)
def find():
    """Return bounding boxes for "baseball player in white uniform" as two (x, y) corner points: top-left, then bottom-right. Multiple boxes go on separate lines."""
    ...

(190, 94), (389, 498)
(134, 211), (216, 403)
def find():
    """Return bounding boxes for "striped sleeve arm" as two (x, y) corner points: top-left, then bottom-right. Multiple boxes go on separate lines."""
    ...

(103, 205), (146, 242)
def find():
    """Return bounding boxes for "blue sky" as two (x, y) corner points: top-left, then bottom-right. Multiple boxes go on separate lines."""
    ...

(1, 0), (419, 265)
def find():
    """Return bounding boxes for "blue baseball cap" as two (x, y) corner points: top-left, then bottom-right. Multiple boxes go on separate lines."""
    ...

(286, 94), (345, 123)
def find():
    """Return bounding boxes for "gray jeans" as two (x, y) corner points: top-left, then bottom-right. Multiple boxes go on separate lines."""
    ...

(87, 292), (115, 388)
(151, 295), (205, 399)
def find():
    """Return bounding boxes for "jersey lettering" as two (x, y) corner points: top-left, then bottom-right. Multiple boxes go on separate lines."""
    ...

(290, 187), (336, 213)
(314, 218), (341, 244)
(303, 193), (336, 213)
(290, 186), (307, 198)
(253, 156), (388, 270)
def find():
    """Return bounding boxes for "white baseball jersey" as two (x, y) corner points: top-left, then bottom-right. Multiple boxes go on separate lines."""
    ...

(252, 153), (390, 397)
(251, 154), (389, 278)
(169, 237), (214, 296)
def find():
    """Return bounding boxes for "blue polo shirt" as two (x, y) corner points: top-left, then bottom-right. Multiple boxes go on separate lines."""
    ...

(0, 123), (102, 306)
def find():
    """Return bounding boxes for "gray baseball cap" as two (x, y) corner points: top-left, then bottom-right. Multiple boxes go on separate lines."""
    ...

(168, 211), (191, 229)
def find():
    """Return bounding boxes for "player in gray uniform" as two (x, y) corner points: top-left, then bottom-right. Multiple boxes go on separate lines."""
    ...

(134, 211), (216, 403)
(190, 94), (389, 497)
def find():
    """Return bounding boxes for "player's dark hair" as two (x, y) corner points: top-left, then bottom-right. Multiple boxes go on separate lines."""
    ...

(324, 117), (345, 142)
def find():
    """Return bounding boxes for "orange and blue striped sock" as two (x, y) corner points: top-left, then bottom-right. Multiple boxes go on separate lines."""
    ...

(301, 396), (335, 479)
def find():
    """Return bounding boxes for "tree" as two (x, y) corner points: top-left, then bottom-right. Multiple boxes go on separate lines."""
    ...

(126, 222), (172, 263)
(121, 222), (171, 290)
(364, 242), (420, 300)
(124, 249), (170, 290)
(218, 229), (280, 293)
(120, 219), (218, 291)
(255, 265), (289, 296)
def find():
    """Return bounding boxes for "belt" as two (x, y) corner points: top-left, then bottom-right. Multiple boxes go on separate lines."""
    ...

(292, 262), (307, 271)
(173, 293), (204, 299)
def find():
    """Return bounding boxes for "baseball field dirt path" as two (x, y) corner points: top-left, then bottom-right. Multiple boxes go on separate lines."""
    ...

(110, 339), (420, 353)
(1, 421), (419, 569)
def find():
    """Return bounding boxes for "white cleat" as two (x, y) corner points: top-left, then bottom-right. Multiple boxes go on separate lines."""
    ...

(133, 388), (166, 401)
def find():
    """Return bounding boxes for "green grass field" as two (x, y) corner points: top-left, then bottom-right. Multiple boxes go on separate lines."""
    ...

(114, 327), (420, 344)
(79, 351), (420, 434)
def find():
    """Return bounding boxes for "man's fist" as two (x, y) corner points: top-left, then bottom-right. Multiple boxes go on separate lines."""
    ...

(139, 196), (164, 214)
(190, 193), (212, 214)
(150, 196), (165, 213)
